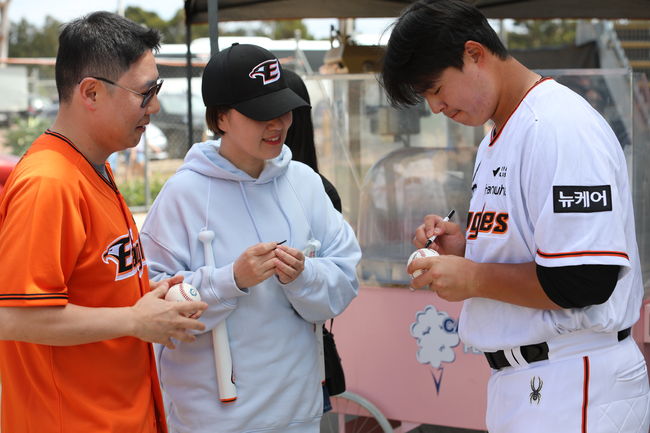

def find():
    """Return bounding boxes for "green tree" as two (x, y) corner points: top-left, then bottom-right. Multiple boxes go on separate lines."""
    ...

(8, 18), (33, 57)
(8, 16), (60, 57)
(126, 7), (205, 44)
(6, 117), (50, 156)
(126, 7), (237, 44)
(8, 16), (60, 81)
(7, 9), (316, 64)
(125, 6), (168, 36)
(220, 24), (268, 37)
(267, 20), (314, 40)
(506, 20), (577, 49)
(164, 9), (193, 43)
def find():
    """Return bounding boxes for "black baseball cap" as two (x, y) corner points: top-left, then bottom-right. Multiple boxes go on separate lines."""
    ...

(202, 43), (309, 121)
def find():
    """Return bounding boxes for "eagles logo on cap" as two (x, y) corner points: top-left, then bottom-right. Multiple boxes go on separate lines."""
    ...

(249, 59), (281, 85)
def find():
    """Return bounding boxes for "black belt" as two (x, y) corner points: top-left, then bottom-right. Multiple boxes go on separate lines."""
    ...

(484, 327), (631, 370)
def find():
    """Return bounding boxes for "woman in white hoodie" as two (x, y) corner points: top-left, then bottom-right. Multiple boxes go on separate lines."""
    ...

(140, 43), (361, 433)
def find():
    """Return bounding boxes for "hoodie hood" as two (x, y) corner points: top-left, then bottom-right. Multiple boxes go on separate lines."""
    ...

(178, 139), (292, 183)
(176, 139), (296, 245)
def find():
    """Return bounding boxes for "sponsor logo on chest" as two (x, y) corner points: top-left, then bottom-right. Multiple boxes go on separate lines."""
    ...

(474, 165), (508, 197)
(492, 165), (507, 178)
(484, 184), (506, 196)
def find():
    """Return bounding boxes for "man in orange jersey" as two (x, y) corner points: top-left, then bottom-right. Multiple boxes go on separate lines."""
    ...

(0, 12), (207, 433)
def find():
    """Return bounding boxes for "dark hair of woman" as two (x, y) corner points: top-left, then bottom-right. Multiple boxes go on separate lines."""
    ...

(283, 69), (319, 173)
(282, 69), (342, 212)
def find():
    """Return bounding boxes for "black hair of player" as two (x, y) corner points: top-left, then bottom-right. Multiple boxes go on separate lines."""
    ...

(56, 11), (161, 103)
(283, 69), (319, 173)
(380, 0), (509, 108)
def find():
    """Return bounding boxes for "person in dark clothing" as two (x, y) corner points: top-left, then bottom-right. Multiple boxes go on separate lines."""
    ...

(283, 69), (348, 413)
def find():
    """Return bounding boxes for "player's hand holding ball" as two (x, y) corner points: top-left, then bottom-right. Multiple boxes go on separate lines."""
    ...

(406, 249), (478, 301)
(407, 248), (439, 279)
(165, 283), (202, 318)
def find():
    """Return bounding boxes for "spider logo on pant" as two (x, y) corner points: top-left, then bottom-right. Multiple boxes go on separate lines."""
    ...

(529, 376), (543, 405)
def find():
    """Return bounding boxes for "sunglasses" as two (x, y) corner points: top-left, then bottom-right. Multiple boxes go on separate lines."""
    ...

(91, 76), (164, 108)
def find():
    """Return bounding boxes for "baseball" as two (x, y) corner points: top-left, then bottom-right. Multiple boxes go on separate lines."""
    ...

(407, 248), (439, 278)
(165, 283), (201, 316)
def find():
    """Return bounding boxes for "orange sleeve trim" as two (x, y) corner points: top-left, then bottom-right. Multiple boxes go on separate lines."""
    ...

(536, 249), (629, 260)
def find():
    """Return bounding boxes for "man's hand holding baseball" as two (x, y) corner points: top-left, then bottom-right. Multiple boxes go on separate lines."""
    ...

(131, 278), (208, 349)
(150, 274), (183, 293)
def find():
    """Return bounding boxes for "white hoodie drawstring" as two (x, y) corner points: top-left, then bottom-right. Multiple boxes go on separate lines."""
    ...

(239, 182), (263, 243)
(272, 178), (294, 246)
(284, 177), (315, 242)
(201, 177), (212, 232)
(236, 179), (296, 246)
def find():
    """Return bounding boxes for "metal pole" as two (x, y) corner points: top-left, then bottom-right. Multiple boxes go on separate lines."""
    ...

(144, 130), (150, 207)
(0, 0), (11, 67)
(207, 0), (219, 55)
(185, 3), (194, 153)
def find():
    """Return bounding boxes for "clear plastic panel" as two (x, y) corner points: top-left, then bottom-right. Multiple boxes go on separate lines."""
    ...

(305, 69), (650, 293)
(631, 72), (650, 295)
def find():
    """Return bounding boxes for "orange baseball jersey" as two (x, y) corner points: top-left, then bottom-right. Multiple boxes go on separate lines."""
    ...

(0, 131), (167, 433)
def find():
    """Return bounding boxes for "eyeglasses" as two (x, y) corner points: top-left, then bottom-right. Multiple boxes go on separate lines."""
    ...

(91, 76), (164, 108)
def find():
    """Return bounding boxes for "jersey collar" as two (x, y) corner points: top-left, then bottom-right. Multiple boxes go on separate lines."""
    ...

(44, 129), (119, 192)
(488, 77), (553, 147)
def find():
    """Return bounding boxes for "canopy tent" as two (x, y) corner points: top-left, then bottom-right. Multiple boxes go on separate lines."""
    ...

(183, 0), (650, 23)
(177, 0), (650, 146)
(182, 0), (650, 60)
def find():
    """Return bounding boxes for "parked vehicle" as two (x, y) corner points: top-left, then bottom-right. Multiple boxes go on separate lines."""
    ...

(107, 123), (169, 177)
(0, 66), (29, 128)
(0, 154), (19, 195)
(155, 88), (206, 159)
(139, 122), (169, 161)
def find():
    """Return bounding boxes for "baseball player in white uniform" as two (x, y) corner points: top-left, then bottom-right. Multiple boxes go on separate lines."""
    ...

(380, 1), (650, 432)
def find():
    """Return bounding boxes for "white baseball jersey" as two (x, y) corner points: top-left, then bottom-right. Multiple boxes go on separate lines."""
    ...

(458, 78), (643, 352)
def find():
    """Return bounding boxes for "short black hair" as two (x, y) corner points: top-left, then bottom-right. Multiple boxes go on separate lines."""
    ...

(380, 0), (508, 108)
(206, 105), (231, 136)
(283, 69), (319, 173)
(55, 11), (161, 103)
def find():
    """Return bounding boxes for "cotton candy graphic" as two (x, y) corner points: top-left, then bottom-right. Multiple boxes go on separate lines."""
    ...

(410, 305), (460, 394)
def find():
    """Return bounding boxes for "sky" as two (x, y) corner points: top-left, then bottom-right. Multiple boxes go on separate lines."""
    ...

(6, 0), (394, 40)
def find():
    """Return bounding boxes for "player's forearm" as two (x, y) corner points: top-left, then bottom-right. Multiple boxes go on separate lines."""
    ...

(0, 304), (136, 345)
(470, 261), (562, 310)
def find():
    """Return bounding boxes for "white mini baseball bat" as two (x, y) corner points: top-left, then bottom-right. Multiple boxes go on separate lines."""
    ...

(198, 229), (237, 403)
(302, 239), (326, 383)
